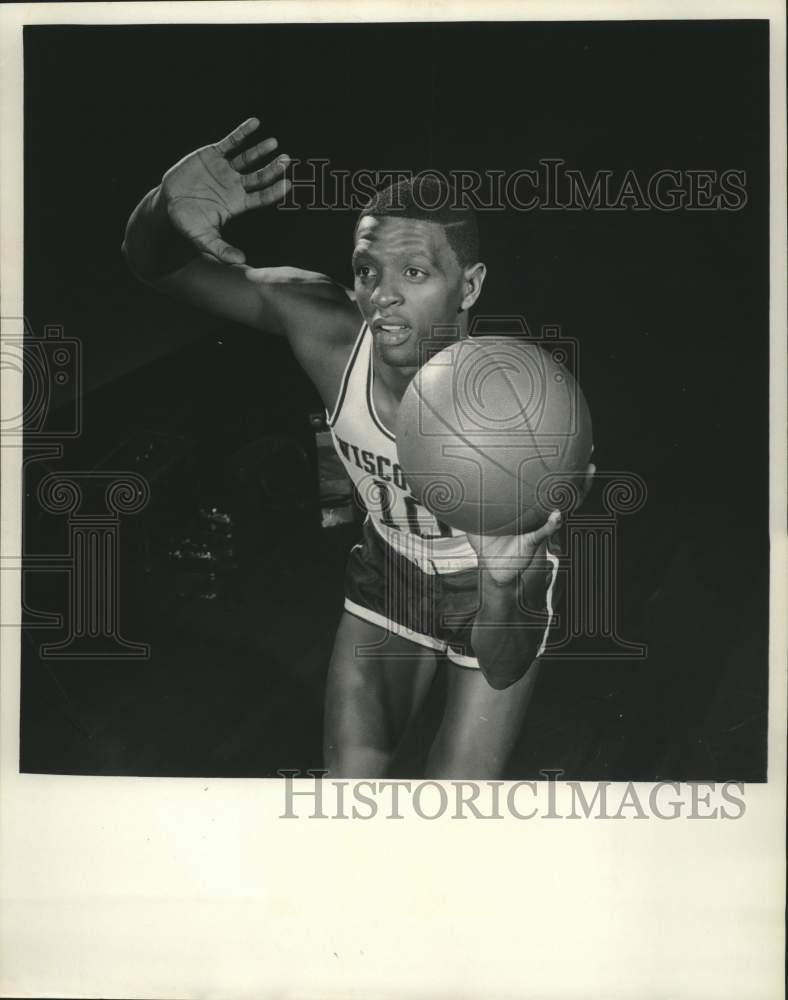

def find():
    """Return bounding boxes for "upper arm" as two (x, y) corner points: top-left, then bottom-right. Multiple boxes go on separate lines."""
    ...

(153, 256), (358, 344)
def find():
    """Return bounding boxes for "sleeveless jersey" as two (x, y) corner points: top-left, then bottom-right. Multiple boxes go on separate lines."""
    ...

(327, 321), (478, 573)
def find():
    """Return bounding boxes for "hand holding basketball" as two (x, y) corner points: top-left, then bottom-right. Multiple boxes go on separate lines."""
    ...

(160, 117), (291, 265)
(466, 509), (563, 587)
(466, 461), (594, 586)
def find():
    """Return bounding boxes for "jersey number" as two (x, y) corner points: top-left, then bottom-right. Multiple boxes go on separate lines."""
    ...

(374, 479), (453, 539)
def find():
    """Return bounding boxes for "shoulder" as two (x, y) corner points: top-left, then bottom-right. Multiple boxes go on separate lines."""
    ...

(242, 266), (365, 402)
(242, 265), (348, 290)
(242, 266), (359, 340)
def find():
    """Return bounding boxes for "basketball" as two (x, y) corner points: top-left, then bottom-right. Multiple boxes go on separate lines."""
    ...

(395, 337), (593, 535)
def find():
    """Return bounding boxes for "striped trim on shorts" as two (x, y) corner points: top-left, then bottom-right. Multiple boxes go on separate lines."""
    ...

(344, 518), (560, 670)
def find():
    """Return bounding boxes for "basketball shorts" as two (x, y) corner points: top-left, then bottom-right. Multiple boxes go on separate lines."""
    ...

(343, 518), (561, 670)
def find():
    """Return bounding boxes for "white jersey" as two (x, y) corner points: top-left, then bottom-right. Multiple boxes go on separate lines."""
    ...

(327, 321), (478, 573)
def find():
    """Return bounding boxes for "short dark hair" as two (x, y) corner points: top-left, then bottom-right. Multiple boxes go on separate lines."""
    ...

(355, 174), (480, 269)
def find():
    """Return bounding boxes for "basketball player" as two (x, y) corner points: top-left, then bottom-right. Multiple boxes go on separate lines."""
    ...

(123, 118), (594, 778)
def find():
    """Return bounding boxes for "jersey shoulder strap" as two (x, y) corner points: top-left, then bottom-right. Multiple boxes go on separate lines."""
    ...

(326, 320), (368, 426)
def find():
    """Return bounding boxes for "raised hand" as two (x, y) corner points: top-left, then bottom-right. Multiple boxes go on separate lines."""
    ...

(160, 117), (291, 265)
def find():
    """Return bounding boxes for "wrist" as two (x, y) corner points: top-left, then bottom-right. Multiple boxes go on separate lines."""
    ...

(478, 568), (544, 612)
(123, 185), (198, 283)
(478, 566), (519, 591)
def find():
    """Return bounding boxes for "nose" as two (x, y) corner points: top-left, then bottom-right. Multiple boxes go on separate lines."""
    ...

(369, 276), (403, 308)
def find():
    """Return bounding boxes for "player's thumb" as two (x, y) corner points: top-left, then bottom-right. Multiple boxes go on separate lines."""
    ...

(532, 510), (562, 545)
(198, 235), (247, 266)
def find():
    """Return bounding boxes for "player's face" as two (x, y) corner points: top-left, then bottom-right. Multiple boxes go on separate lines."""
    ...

(352, 216), (476, 371)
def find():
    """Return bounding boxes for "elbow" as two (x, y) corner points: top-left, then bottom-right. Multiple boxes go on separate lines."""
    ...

(471, 616), (541, 690)
(477, 649), (539, 691)
(480, 664), (526, 691)
(482, 671), (521, 691)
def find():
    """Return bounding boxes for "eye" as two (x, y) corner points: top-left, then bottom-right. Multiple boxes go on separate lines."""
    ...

(404, 267), (427, 280)
(354, 264), (376, 281)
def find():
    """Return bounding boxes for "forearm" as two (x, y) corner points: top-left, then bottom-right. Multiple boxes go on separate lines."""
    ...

(121, 185), (199, 284)
(471, 571), (546, 690)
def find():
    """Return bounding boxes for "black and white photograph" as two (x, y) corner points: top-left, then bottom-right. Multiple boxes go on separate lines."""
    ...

(1, 2), (785, 998)
(16, 16), (772, 781)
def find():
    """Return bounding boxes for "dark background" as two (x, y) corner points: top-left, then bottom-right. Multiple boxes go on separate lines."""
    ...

(21, 20), (769, 779)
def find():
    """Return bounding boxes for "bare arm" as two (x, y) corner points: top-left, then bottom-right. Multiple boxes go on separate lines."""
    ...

(469, 517), (563, 691)
(468, 464), (595, 689)
(121, 118), (358, 354)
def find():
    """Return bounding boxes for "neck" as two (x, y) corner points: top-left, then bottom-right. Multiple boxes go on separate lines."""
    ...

(374, 358), (417, 402)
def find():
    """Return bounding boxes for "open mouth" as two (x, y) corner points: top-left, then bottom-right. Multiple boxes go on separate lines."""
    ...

(373, 320), (412, 346)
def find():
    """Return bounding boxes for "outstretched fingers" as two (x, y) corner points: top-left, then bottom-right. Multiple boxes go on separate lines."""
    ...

(241, 153), (291, 192)
(580, 462), (597, 504)
(245, 176), (292, 211)
(527, 510), (563, 548)
(214, 117), (261, 156)
(230, 136), (280, 172)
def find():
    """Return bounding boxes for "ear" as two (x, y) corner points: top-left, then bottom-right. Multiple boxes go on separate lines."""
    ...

(459, 262), (487, 312)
